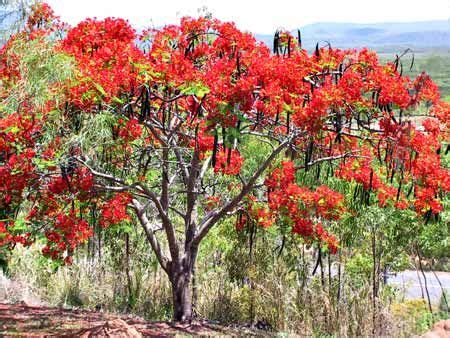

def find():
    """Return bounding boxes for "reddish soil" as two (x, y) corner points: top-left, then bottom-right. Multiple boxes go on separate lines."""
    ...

(0, 303), (258, 337)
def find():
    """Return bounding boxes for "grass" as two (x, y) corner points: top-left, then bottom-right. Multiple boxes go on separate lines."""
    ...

(6, 241), (446, 336)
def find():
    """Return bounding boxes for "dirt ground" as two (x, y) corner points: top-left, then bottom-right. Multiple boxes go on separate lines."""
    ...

(0, 303), (262, 337)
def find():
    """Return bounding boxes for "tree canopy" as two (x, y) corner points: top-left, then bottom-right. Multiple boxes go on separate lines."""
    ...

(0, 3), (448, 321)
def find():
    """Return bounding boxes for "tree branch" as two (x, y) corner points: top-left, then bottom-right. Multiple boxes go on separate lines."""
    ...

(193, 139), (290, 245)
(132, 199), (169, 273)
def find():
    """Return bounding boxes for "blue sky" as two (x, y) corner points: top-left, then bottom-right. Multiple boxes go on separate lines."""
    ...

(46, 0), (450, 33)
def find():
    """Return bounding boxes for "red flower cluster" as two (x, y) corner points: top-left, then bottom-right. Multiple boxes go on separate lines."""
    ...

(117, 118), (143, 141)
(62, 17), (144, 108)
(100, 193), (132, 227)
(214, 149), (244, 175)
(264, 161), (343, 252)
(41, 211), (92, 262)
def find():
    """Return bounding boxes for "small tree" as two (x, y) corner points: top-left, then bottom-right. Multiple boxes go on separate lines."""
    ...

(0, 4), (448, 322)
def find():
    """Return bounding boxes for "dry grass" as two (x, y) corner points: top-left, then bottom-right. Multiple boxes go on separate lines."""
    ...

(6, 244), (442, 336)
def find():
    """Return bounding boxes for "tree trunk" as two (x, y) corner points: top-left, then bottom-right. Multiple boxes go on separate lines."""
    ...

(171, 271), (193, 322)
(170, 247), (198, 322)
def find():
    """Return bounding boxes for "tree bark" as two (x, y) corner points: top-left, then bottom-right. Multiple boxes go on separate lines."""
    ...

(170, 247), (198, 322)
(171, 269), (193, 322)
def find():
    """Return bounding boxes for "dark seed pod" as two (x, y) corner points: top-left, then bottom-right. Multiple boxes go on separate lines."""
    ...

(211, 130), (218, 168)
(286, 111), (290, 134)
(273, 31), (280, 55)
(305, 140), (313, 172)
(222, 127), (226, 152)
(315, 42), (320, 58)
(396, 181), (402, 201)
(406, 183), (414, 198)
(394, 54), (399, 72)
(297, 29), (302, 49)
(287, 36), (291, 57)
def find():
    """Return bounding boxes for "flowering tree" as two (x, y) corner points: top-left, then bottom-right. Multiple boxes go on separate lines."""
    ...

(0, 3), (449, 321)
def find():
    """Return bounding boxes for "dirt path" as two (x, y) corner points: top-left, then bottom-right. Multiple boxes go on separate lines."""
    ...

(0, 303), (258, 337)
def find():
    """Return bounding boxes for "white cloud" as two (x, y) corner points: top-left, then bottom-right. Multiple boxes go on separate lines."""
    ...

(46, 0), (450, 33)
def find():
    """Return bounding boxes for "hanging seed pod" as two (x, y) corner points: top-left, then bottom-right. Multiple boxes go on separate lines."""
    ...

(297, 29), (302, 49)
(400, 62), (403, 77)
(287, 36), (291, 57)
(222, 127), (226, 152)
(396, 180), (402, 201)
(211, 130), (218, 168)
(236, 119), (241, 138)
(410, 53), (415, 71)
(273, 31), (280, 55)
(227, 147), (232, 165)
(335, 112), (342, 144)
(274, 110), (279, 125)
(305, 140), (314, 172)
(394, 54), (399, 72)
(315, 42), (320, 58)
(286, 111), (290, 134)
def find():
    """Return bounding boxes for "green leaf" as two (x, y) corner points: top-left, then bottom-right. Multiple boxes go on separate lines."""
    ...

(93, 82), (107, 96)
(180, 82), (210, 98)
(10, 219), (27, 233)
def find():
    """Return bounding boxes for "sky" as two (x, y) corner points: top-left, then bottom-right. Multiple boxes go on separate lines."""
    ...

(46, 0), (450, 34)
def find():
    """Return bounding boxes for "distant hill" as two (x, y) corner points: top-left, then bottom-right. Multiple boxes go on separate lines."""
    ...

(2, 10), (450, 54)
(256, 20), (450, 53)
